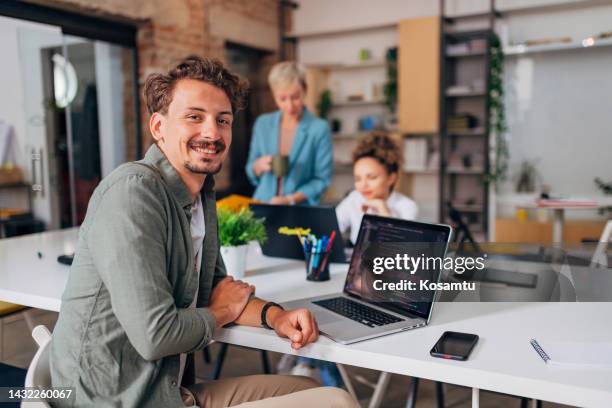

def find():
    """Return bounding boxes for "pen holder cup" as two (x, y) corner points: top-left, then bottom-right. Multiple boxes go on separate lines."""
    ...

(305, 250), (331, 282)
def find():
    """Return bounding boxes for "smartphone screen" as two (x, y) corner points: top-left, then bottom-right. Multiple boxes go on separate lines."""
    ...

(430, 331), (479, 361)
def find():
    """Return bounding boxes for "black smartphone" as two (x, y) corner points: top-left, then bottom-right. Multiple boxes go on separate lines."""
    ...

(430, 331), (479, 361)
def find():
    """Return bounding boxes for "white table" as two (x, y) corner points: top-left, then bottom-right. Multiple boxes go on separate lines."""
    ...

(218, 264), (612, 408)
(1, 229), (612, 407)
(0, 229), (301, 312)
(516, 198), (612, 243)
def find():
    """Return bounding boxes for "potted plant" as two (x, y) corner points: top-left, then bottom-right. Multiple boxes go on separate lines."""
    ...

(218, 207), (266, 278)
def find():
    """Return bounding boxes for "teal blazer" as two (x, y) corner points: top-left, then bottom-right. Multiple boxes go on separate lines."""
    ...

(245, 109), (333, 205)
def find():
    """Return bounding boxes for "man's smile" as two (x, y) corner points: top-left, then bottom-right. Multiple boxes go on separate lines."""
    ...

(188, 140), (225, 159)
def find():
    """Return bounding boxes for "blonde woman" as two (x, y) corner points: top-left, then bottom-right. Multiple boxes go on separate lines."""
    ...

(246, 61), (333, 205)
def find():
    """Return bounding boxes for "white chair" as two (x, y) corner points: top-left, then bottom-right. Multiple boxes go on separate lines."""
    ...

(591, 219), (612, 268)
(23, 325), (52, 408)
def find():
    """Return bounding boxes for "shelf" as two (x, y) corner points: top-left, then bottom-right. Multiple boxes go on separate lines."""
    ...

(444, 29), (492, 40)
(447, 128), (486, 136)
(332, 132), (369, 140)
(504, 37), (612, 56)
(444, 11), (501, 23)
(0, 182), (30, 189)
(333, 162), (353, 171)
(453, 204), (484, 213)
(499, 0), (612, 16)
(402, 169), (438, 175)
(284, 22), (396, 40)
(446, 90), (486, 98)
(447, 167), (485, 175)
(332, 100), (385, 108)
(446, 49), (486, 58)
(306, 60), (386, 70)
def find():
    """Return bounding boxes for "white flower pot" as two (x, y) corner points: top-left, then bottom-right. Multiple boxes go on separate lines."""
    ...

(220, 244), (248, 278)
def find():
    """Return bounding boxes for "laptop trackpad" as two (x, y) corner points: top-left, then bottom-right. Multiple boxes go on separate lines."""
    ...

(311, 307), (343, 325)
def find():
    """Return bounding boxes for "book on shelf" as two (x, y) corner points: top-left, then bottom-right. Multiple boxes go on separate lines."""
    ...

(403, 138), (428, 171)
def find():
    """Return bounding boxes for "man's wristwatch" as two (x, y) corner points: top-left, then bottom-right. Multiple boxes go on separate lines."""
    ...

(287, 195), (296, 206)
(261, 302), (284, 330)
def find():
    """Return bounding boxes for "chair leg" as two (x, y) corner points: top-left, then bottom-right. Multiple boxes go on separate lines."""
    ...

(212, 343), (229, 380)
(260, 350), (271, 374)
(203, 347), (211, 364)
(436, 381), (445, 408)
(406, 377), (420, 408)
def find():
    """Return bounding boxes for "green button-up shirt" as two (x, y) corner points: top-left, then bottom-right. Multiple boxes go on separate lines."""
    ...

(50, 144), (226, 407)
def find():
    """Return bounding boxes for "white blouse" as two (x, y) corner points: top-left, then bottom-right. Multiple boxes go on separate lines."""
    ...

(335, 190), (418, 244)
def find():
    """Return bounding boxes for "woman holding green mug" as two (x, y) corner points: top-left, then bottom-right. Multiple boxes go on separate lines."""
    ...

(246, 62), (333, 205)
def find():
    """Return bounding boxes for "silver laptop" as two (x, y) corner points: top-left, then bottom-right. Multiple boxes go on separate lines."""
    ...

(283, 214), (452, 344)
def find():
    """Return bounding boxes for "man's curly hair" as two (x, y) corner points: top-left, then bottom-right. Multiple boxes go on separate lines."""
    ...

(144, 55), (249, 115)
(352, 131), (402, 174)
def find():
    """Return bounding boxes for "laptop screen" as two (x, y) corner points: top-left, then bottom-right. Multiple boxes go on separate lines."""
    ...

(344, 214), (451, 320)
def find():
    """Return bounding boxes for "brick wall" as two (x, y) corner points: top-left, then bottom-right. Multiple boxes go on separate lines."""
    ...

(28, 0), (291, 155)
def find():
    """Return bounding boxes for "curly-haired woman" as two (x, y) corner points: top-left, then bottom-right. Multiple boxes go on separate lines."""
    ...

(336, 132), (418, 244)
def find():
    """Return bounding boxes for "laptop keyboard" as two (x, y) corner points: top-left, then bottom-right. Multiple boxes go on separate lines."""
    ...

(313, 297), (404, 328)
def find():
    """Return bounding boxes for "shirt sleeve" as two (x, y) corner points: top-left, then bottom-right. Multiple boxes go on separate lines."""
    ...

(297, 124), (333, 204)
(392, 195), (419, 220)
(87, 174), (216, 361)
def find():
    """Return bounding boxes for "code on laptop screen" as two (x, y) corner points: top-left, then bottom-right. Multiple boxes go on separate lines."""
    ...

(344, 215), (450, 320)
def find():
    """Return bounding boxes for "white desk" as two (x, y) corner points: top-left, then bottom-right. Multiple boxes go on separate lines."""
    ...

(216, 265), (612, 408)
(0, 229), (299, 312)
(1, 229), (612, 407)
(516, 198), (612, 243)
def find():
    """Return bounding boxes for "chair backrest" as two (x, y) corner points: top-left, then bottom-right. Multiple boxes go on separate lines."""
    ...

(24, 325), (52, 408)
(591, 220), (612, 268)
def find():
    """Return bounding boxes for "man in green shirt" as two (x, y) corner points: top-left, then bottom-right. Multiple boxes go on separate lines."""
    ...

(50, 56), (357, 408)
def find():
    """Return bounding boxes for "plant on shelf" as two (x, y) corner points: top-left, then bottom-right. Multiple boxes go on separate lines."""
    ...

(487, 34), (510, 187)
(317, 89), (332, 120)
(218, 207), (266, 277)
(383, 47), (398, 113)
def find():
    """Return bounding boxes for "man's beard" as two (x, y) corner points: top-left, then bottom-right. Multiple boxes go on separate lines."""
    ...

(184, 159), (223, 175)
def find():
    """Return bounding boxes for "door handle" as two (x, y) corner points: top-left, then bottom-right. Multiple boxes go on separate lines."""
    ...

(30, 148), (45, 197)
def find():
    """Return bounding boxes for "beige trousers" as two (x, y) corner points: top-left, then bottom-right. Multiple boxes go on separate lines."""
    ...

(181, 374), (359, 408)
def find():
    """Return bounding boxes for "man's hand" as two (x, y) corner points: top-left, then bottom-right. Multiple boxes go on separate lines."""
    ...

(253, 155), (272, 177)
(209, 277), (255, 328)
(267, 307), (319, 349)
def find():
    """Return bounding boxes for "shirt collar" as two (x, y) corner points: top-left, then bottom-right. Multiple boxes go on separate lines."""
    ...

(142, 144), (215, 209)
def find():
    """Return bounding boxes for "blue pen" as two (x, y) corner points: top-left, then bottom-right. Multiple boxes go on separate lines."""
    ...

(314, 238), (323, 270)
(316, 236), (328, 275)
(309, 235), (316, 274)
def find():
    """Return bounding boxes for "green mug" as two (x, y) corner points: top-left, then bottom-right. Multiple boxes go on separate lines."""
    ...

(271, 155), (289, 178)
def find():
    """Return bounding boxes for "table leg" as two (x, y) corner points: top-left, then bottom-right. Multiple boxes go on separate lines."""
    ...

(472, 387), (480, 408)
(552, 209), (564, 243)
(336, 363), (357, 401)
(367, 371), (391, 408)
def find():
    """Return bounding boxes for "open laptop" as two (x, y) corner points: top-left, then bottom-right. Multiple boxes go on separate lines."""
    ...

(250, 203), (348, 263)
(283, 214), (452, 344)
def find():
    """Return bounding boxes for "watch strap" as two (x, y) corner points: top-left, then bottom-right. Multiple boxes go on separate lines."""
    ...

(261, 302), (283, 330)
